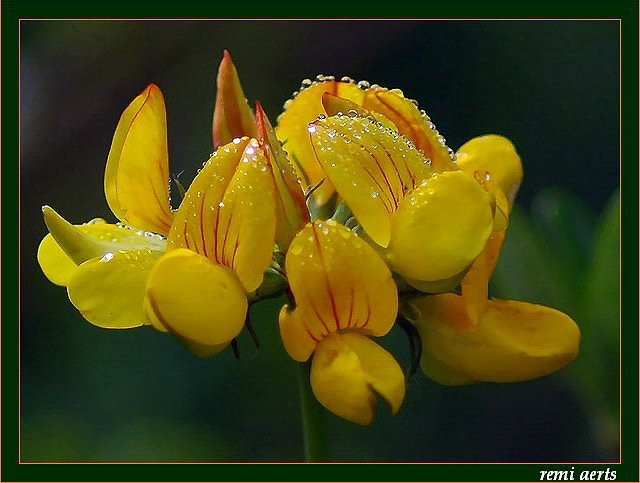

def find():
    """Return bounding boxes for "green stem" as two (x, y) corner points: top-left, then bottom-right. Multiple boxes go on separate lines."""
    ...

(297, 362), (330, 462)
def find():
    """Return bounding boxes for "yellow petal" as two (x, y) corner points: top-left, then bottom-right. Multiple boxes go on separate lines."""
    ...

(281, 220), (398, 358)
(418, 347), (476, 386)
(385, 170), (493, 282)
(40, 206), (166, 268)
(144, 248), (248, 346)
(456, 134), (523, 206)
(212, 50), (256, 147)
(473, 170), (509, 230)
(321, 93), (398, 132)
(412, 295), (580, 383)
(460, 229), (506, 310)
(309, 115), (432, 247)
(276, 81), (365, 204)
(310, 332), (405, 425)
(104, 84), (174, 235)
(404, 268), (468, 294)
(168, 138), (276, 292)
(278, 306), (318, 362)
(362, 87), (457, 172)
(37, 234), (78, 286)
(256, 102), (309, 250)
(67, 249), (163, 329)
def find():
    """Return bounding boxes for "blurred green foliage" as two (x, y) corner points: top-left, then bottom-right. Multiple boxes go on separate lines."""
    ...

(493, 189), (620, 456)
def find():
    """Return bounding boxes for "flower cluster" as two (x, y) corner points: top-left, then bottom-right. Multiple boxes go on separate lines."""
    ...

(38, 51), (580, 425)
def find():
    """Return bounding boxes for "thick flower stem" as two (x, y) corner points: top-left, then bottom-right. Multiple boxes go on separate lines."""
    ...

(297, 362), (329, 462)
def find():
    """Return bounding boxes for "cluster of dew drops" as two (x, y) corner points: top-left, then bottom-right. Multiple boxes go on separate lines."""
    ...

(280, 74), (457, 163)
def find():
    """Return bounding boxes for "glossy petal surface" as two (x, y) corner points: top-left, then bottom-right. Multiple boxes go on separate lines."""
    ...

(67, 249), (163, 329)
(310, 115), (432, 247)
(104, 84), (173, 235)
(386, 171), (493, 281)
(144, 249), (247, 346)
(276, 81), (364, 203)
(168, 138), (276, 292)
(310, 332), (405, 425)
(362, 87), (457, 172)
(456, 135), (523, 205)
(279, 220), (397, 361)
(40, 207), (166, 278)
(37, 233), (79, 286)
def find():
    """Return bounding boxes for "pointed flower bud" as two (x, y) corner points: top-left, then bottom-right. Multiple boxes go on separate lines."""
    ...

(212, 50), (256, 147)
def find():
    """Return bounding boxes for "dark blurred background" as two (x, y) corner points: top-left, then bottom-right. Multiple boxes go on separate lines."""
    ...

(20, 20), (619, 462)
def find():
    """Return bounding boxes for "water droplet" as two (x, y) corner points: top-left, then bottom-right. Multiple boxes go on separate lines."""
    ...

(100, 252), (114, 262)
(307, 125), (317, 134)
(357, 80), (370, 89)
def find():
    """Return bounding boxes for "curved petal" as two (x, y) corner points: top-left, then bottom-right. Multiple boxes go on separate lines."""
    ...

(168, 138), (276, 292)
(310, 332), (405, 425)
(460, 229), (506, 310)
(276, 81), (365, 204)
(278, 306), (318, 362)
(282, 220), (398, 356)
(362, 87), (457, 172)
(412, 295), (580, 383)
(37, 234), (78, 286)
(39, 207), (166, 284)
(309, 115), (432, 247)
(212, 50), (256, 147)
(456, 135), (523, 206)
(385, 171), (493, 282)
(256, 102), (309, 250)
(104, 84), (174, 235)
(67, 248), (164, 329)
(404, 268), (468, 294)
(321, 93), (397, 131)
(418, 347), (476, 386)
(144, 249), (248, 346)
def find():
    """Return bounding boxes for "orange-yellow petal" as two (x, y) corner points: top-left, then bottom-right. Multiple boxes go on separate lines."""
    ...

(276, 80), (365, 204)
(309, 115), (432, 247)
(255, 102), (309, 250)
(385, 170), (493, 282)
(456, 135), (523, 206)
(310, 332), (405, 425)
(144, 248), (247, 346)
(362, 86), (457, 172)
(168, 138), (276, 292)
(279, 220), (398, 360)
(212, 50), (256, 147)
(411, 295), (580, 384)
(104, 84), (174, 235)
(321, 93), (397, 131)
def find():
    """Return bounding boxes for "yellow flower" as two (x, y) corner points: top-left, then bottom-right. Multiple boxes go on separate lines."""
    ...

(37, 84), (174, 329)
(408, 137), (580, 385)
(279, 220), (405, 425)
(144, 135), (276, 355)
(277, 79), (496, 290)
(38, 78), (278, 356)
